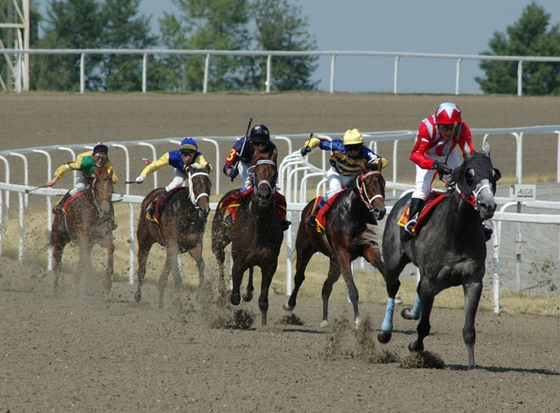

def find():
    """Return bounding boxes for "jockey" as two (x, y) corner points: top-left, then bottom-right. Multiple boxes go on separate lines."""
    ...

(299, 128), (388, 228)
(135, 137), (213, 221)
(47, 143), (118, 215)
(221, 123), (291, 230)
(402, 102), (491, 241)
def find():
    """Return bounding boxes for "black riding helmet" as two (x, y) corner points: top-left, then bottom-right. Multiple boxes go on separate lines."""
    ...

(93, 143), (108, 155)
(250, 124), (270, 144)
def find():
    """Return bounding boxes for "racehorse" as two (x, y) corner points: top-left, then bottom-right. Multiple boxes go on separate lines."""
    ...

(50, 165), (116, 293)
(211, 150), (283, 326)
(378, 141), (501, 369)
(283, 159), (386, 327)
(134, 164), (212, 308)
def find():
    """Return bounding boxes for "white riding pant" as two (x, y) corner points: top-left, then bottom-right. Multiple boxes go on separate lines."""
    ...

(411, 150), (461, 200)
(165, 169), (188, 192)
(326, 168), (354, 200)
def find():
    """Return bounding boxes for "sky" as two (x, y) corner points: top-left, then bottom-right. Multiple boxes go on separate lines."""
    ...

(38, 0), (560, 94)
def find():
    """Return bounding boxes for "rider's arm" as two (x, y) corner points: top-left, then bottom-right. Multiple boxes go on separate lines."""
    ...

(139, 152), (170, 178)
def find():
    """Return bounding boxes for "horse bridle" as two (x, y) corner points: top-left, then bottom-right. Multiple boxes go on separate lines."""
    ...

(455, 180), (493, 211)
(187, 170), (211, 209)
(356, 170), (384, 212)
(249, 159), (277, 193)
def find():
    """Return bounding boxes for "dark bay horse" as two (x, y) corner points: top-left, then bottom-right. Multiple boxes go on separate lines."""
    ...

(378, 142), (501, 369)
(284, 159), (386, 327)
(135, 164), (212, 308)
(211, 151), (283, 326)
(50, 166), (116, 293)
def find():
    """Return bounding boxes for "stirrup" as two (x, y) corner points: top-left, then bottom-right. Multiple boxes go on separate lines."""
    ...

(223, 213), (233, 227)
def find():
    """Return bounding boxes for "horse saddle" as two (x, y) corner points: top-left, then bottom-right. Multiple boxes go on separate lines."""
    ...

(151, 187), (185, 223)
(397, 190), (446, 234)
(311, 190), (346, 233)
(62, 191), (86, 213)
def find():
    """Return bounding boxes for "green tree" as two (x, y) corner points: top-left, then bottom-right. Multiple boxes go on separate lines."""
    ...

(159, 0), (251, 92)
(159, 0), (317, 92)
(99, 0), (159, 91)
(32, 0), (158, 91)
(33, 0), (105, 91)
(248, 0), (318, 91)
(476, 2), (560, 95)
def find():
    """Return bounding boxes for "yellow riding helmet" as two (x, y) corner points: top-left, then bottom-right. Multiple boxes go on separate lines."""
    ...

(343, 129), (364, 146)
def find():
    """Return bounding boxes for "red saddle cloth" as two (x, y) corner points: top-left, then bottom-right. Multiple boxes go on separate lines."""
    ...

(313, 190), (346, 233)
(397, 190), (446, 234)
(62, 191), (85, 213)
(219, 188), (287, 222)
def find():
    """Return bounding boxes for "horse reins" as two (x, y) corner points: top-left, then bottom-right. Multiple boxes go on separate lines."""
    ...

(454, 180), (492, 211)
(356, 170), (384, 211)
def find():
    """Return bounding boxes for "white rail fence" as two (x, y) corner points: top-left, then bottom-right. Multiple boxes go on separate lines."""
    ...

(5, 48), (560, 96)
(1, 126), (560, 314)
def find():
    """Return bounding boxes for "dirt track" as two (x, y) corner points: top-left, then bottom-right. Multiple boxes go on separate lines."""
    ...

(1, 92), (560, 412)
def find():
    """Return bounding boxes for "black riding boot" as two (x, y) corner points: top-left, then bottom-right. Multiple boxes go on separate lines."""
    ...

(52, 191), (72, 214)
(401, 197), (424, 241)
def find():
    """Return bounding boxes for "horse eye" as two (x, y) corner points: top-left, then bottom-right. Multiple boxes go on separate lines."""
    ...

(466, 169), (475, 186)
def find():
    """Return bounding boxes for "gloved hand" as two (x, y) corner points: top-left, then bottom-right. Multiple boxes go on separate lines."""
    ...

(300, 146), (312, 156)
(135, 176), (146, 184)
(191, 163), (202, 170)
(227, 168), (238, 179)
(432, 161), (452, 175)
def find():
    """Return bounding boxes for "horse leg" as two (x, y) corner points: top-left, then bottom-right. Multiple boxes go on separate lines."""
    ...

(188, 243), (205, 302)
(229, 259), (246, 306)
(378, 252), (408, 344)
(320, 258), (341, 328)
(135, 237), (154, 303)
(463, 280), (482, 369)
(283, 240), (314, 312)
(258, 260), (278, 326)
(160, 247), (181, 309)
(50, 231), (68, 294)
(337, 252), (361, 328)
(211, 237), (229, 297)
(76, 235), (93, 293)
(98, 235), (115, 294)
(243, 267), (254, 302)
(409, 281), (435, 354)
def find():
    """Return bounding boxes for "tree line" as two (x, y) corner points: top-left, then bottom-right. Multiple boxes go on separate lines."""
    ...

(1, 0), (560, 94)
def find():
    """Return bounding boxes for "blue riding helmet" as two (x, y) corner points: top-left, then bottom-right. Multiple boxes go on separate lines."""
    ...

(180, 137), (198, 154)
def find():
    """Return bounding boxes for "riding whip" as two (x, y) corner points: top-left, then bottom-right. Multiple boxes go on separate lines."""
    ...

(231, 117), (253, 181)
(24, 184), (49, 194)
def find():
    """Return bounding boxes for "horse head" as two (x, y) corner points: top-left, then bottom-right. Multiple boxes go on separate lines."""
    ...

(91, 166), (114, 218)
(185, 163), (212, 218)
(250, 151), (278, 208)
(357, 159), (386, 220)
(452, 141), (501, 220)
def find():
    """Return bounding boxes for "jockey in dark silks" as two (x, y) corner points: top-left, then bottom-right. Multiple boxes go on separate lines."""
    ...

(221, 123), (291, 231)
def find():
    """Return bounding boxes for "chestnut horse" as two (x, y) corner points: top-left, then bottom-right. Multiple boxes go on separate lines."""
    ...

(211, 151), (283, 326)
(283, 159), (386, 327)
(134, 164), (212, 309)
(50, 165), (116, 293)
(378, 142), (501, 369)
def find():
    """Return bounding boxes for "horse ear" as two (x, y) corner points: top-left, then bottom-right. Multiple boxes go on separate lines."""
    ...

(482, 140), (491, 157)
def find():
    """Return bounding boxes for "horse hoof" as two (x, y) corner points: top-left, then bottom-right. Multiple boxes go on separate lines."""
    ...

(401, 307), (420, 320)
(377, 332), (392, 344)
(242, 293), (253, 302)
(320, 320), (328, 328)
(283, 302), (295, 312)
(409, 340), (424, 353)
(230, 293), (241, 306)
(134, 292), (141, 303)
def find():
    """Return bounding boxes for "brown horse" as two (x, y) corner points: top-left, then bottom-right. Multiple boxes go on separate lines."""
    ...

(283, 159), (386, 327)
(50, 165), (116, 293)
(211, 151), (283, 326)
(134, 164), (212, 309)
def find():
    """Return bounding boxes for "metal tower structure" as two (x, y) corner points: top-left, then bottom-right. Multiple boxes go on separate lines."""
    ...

(0, 0), (30, 91)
